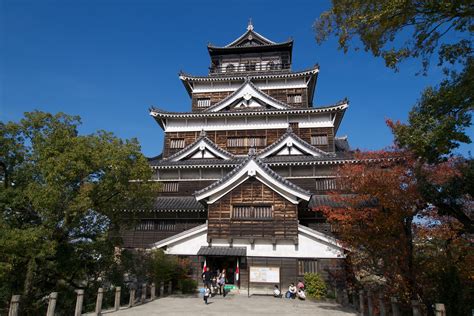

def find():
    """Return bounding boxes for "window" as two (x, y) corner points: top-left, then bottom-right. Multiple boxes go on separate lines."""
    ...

(226, 64), (235, 73)
(197, 98), (211, 108)
(315, 178), (337, 191)
(311, 134), (328, 146)
(287, 94), (302, 103)
(227, 136), (266, 147)
(245, 62), (256, 71)
(136, 220), (176, 231)
(170, 138), (185, 149)
(298, 259), (318, 275)
(159, 182), (179, 192)
(232, 205), (272, 220)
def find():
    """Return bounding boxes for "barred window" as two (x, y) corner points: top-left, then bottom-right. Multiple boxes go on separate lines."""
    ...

(159, 182), (179, 192)
(170, 138), (185, 149)
(298, 259), (318, 275)
(227, 137), (266, 147)
(226, 64), (235, 73)
(197, 98), (211, 108)
(136, 220), (176, 231)
(232, 205), (272, 220)
(311, 134), (328, 146)
(287, 94), (302, 103)
(315, 178), (337, 191)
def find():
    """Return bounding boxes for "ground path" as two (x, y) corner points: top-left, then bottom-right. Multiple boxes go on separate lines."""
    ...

(94, 294), (357, 316)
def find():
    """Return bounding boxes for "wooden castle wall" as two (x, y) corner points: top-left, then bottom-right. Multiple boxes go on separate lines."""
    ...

(207, 177), (298, 241)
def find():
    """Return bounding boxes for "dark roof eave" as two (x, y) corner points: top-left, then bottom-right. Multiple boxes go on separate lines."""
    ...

(207, 40), (293, 54)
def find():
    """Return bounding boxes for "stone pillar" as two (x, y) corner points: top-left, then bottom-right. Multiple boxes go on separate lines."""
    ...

(168, 281), (172, 295)
(390, 297), (400, 316)
(8, 295), (20, 316)
(352, 291), (358, 308)
(46, 292), (58, 316)
(95, 288), (104, 316)
(367, 291), (373, 316)
(129, 288), (136, 307)
(160, 282), (164, 297)
(141, 283), (147, 303)
(359, 290), (365, 315)
(114, 287), (121, 311)
(378, 293), (386, 316)
(150, 283), (156, 300)
(435, 303), (446, 316)
(74, 290), (84, 316)
(412, 300), (422, 316)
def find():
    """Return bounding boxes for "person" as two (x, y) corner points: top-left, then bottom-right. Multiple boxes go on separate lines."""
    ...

(211, 276), (218, 295)
(203, 284), (210, 305)
(297, 280), (305, 290)
(202, 267), (212, 287)
(288, 283), (297, 299)
(297, 288), (306, 300)
(219, 269), (227, 297)
(273, 285), (281, 298)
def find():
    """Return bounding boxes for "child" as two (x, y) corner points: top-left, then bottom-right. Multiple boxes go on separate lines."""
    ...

(204, 285), (210, 304)
(273, 285), (281, 298)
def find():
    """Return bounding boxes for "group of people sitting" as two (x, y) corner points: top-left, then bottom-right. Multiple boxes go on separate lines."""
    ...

(202, 267), (227, 304)
(273, 280), (306, 300)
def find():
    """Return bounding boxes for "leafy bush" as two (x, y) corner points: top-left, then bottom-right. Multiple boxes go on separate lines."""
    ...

(179, 279), (197, 294)
(304, 273), (327, 299)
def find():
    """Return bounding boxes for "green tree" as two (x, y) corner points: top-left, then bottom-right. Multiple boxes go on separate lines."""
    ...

(0, 111), (156, 314)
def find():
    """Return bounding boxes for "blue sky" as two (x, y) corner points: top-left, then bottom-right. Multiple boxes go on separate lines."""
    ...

(2, 0), (472, 157)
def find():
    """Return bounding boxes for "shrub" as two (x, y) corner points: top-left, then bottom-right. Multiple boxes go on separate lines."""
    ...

(179, 279), (198, 294)
(304, 273), (327, 299)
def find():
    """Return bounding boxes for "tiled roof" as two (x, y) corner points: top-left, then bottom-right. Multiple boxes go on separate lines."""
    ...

(335, 136), (350, 152)
(163, 134), (235, 162)
(152, 196), (206, 211)
(197, 246), (247, 256)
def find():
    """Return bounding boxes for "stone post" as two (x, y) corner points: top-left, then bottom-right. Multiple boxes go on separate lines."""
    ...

(46, 292), (58, 316)
(8, 295), (20, 316)
(129, 288), (136, 307)
(150, 283), (156, 300)
(160, 282), (164, 297)
(168, 281), (172, 295)
(74, 290), (84, 316)
(95, 288), (104, 316)
(141, 283), (147, 303)
(411, 300), (422, 316)
(342, 289), (349, 306)
(352, 291), (358, 308)
(359, 290), (365, 315)
(367, 291), (373, 316)
(378, 293), (386, 316)
(435, 303), (446, 316)
(114, 287), (121, 311)
(390, 297), (401, 316)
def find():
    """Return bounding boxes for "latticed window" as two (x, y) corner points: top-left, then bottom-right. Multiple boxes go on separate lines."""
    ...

(197, 98), (211, 108)
(311, 134), (328, 146)
(159, 182), (179, 192)
(315, 178), (337, 191)
(287, 94), (302, 103)
(227, 136), (266, 147)
(232, 205), (272, 220)
(170, 138), (185, 149)
(136, 220), (176, 231)
(298, 259), (318, 275)
(226, 64), (235, 72)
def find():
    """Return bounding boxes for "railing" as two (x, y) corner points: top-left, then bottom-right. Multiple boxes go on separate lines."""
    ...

(209, 63), (291, 75)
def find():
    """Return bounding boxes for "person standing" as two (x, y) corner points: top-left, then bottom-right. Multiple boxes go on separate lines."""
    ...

(219, 268), (227, 297)
(202, 267), (212, 287)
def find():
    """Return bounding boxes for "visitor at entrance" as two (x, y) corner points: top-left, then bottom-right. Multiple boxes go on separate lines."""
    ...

(297, 280), (305, 290)
(203, 285), (210, 305)
(273, 285), (281, 298)
(219, 269), (227, 297)
(202, 267), (212, 287)
(286, 283), (297, 299)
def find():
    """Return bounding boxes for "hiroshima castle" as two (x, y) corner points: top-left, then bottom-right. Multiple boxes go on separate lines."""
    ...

(121, 21), (352, 291)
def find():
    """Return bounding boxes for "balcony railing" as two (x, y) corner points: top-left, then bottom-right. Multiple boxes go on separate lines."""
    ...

(209, 63), (291, 75)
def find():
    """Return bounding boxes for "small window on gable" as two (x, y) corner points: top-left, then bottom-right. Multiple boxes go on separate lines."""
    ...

(298, 259), (318, 275)
(232, 205), (272, 220)
(267, 61), (275, 70)
(311, 134), (328, 146)
(226, 64), (235, 73)
(170, 138), (185, 149)
(288, 94), (302, 103)
(197, 98), (211, 108)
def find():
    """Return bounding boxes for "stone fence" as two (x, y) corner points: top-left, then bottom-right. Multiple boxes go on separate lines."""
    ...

(333, 289), (447, 316)
(7, 281), (173, 316)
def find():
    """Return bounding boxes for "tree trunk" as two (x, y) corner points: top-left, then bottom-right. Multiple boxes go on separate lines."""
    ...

(403, 215), (417, 300)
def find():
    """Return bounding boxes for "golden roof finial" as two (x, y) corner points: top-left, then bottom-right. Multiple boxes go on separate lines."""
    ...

(247, 18), (254, 31)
